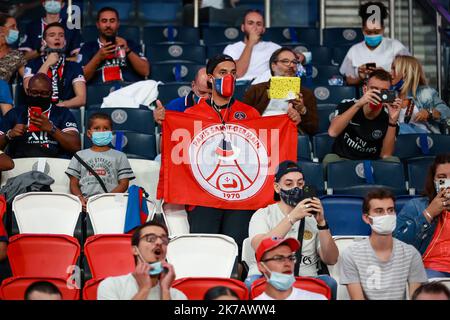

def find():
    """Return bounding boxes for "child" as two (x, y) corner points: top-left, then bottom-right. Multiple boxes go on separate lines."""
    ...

(66, 113), (135, 209)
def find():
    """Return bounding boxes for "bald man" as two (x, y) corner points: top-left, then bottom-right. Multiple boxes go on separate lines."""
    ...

(0, 73), (81, 158)
(154, 67), (211, 125)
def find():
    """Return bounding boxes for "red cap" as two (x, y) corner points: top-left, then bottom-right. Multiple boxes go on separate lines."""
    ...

(255, 236), (301, 263)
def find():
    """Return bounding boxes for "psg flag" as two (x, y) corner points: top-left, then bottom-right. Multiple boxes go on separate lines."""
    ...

(157, 111), (298, 210)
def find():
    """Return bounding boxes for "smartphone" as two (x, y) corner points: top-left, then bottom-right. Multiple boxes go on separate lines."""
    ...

(435, 179), (450, 192)
(28, 106), (42, 132)
(105, 34), (116, 44)
(378, 89), (397, 103)
(366, 63), (376, 69)
(301, 185), (319, 215)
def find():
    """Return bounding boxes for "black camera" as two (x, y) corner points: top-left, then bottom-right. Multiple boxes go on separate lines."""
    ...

(378, 89), (396, 103)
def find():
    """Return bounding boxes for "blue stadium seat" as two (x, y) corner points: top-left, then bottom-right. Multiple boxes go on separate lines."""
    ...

(309, 47), (333, 66)
(311, 86), (357, 105)
(91, 1), (133, 21)
(332, 46), (352, 66)
(316, 104), (337, 133)
(263, 27), (320, 46)
(297, 161), (325, 195)
(308, 65), (341, 86)
(323, 28), (364, 47)
(327, 160), (408, 195)
(157, 82), (192, 105)
(395, 195), (422, 214)
(312, 133), (334, 161)
(86, 82), (132, 107)
(407, 156), (436, 194)
(69, 108), (82, 132)
(84, 132), (157, 160)
(394, 134), (450, 160)
(146, 44), (206, 64)
(206, 45), (227, 59)
(234, 83), (251, 101)
(320, 195), (370, 236)
(297, 135), (312, 161)
(82, 25), (141, 45)
(138, 0), (182, 25)
(202, 27), (244, 45)
(85, 108), (155, 135)
(150, 62), (203, 82)
(143, 27), (200, 45)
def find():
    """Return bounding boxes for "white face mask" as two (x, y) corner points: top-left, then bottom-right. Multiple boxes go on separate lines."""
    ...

(369, 214), (397, 235)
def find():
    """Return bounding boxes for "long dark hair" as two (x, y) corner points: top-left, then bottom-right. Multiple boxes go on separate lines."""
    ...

(423, 153), (450, 202)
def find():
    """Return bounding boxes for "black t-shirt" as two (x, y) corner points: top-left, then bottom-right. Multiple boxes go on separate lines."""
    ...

(332, 99), (397, 160)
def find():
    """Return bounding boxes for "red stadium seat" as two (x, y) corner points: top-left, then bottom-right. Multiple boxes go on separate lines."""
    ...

(250, 276), (331, 300)
(7, 234), (80, 278)
(0, 276), (80, 300)
(84, 234), (134, 279)
(172, 277), (249, 300)
(82, 278), (104, 301)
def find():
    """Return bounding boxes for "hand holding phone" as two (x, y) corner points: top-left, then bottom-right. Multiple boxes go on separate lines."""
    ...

(28, 107), (42, 132)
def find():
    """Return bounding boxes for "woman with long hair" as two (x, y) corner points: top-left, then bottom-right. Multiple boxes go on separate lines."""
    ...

(390, 55), (450, 134)
(395, 153), (450, 278)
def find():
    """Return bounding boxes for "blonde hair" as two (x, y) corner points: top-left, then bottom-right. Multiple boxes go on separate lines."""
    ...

(392, 55), (427, 98)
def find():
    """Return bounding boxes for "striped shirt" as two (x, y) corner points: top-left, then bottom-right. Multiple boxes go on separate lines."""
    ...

(339, 238), (427, 300)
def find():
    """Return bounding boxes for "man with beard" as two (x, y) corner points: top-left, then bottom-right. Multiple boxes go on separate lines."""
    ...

(23, 22), (86, 108)
(223, 9), (280, 84)
(0, 73), (81, 158)
(243, 47), (319, 135)
(79, 7), (149, 84)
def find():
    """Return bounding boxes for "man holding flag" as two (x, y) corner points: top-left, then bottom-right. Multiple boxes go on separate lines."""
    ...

(157, 54), (301, 254)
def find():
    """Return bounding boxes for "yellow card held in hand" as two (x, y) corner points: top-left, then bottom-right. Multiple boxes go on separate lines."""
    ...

(268, 76), (301, 100)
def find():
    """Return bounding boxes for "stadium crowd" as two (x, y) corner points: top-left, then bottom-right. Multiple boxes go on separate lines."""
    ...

(0, 0), (448, 301)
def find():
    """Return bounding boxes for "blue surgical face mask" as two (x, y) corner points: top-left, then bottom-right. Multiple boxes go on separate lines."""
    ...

(364, 34), (383, 47)
(44, 0), (62, 14)
(391, 78), (404, 92)
(6, 29), (19, 45)
(262, 263), (296, 291)
(148, 261), (164, 276)
(91, 131), (113, 146)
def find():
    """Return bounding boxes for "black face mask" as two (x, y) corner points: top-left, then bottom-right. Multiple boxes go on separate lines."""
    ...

(26, 95), (52, 109)
(279, 187), (303, 207)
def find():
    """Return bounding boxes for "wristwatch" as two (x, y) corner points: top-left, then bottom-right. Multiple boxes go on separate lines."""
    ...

(5, 129), (12, 141)
(317, 221), (329, 230)
(388, 121), (398, 127)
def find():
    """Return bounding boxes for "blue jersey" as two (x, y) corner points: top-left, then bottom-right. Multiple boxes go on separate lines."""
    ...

(18, 18), (82, 56)
(165, 91), (204, 112)
(24, 57), (85, 102)
(80, 39), (146, 84)
(0, 105), (79, 158)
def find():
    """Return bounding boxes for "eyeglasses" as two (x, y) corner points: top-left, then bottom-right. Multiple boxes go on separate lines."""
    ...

(275, 59), (300, 66)
(28, 90), (52, 98)
(261, 254), (297, 263)
(139, 233), (169, 245)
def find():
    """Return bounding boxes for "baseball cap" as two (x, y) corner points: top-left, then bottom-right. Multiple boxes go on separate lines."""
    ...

(206, 54), (236, 75)
(274, 160), (302, 182)
(255, 236), (301, 263)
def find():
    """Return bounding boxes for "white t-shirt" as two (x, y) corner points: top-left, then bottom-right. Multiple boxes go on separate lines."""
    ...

(339, 38), (410, 78)
(254, 287), (327, 300)
(223, 41), (281, 83)
(248, 203), (321, 277)
(97, 273), (188, 300)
